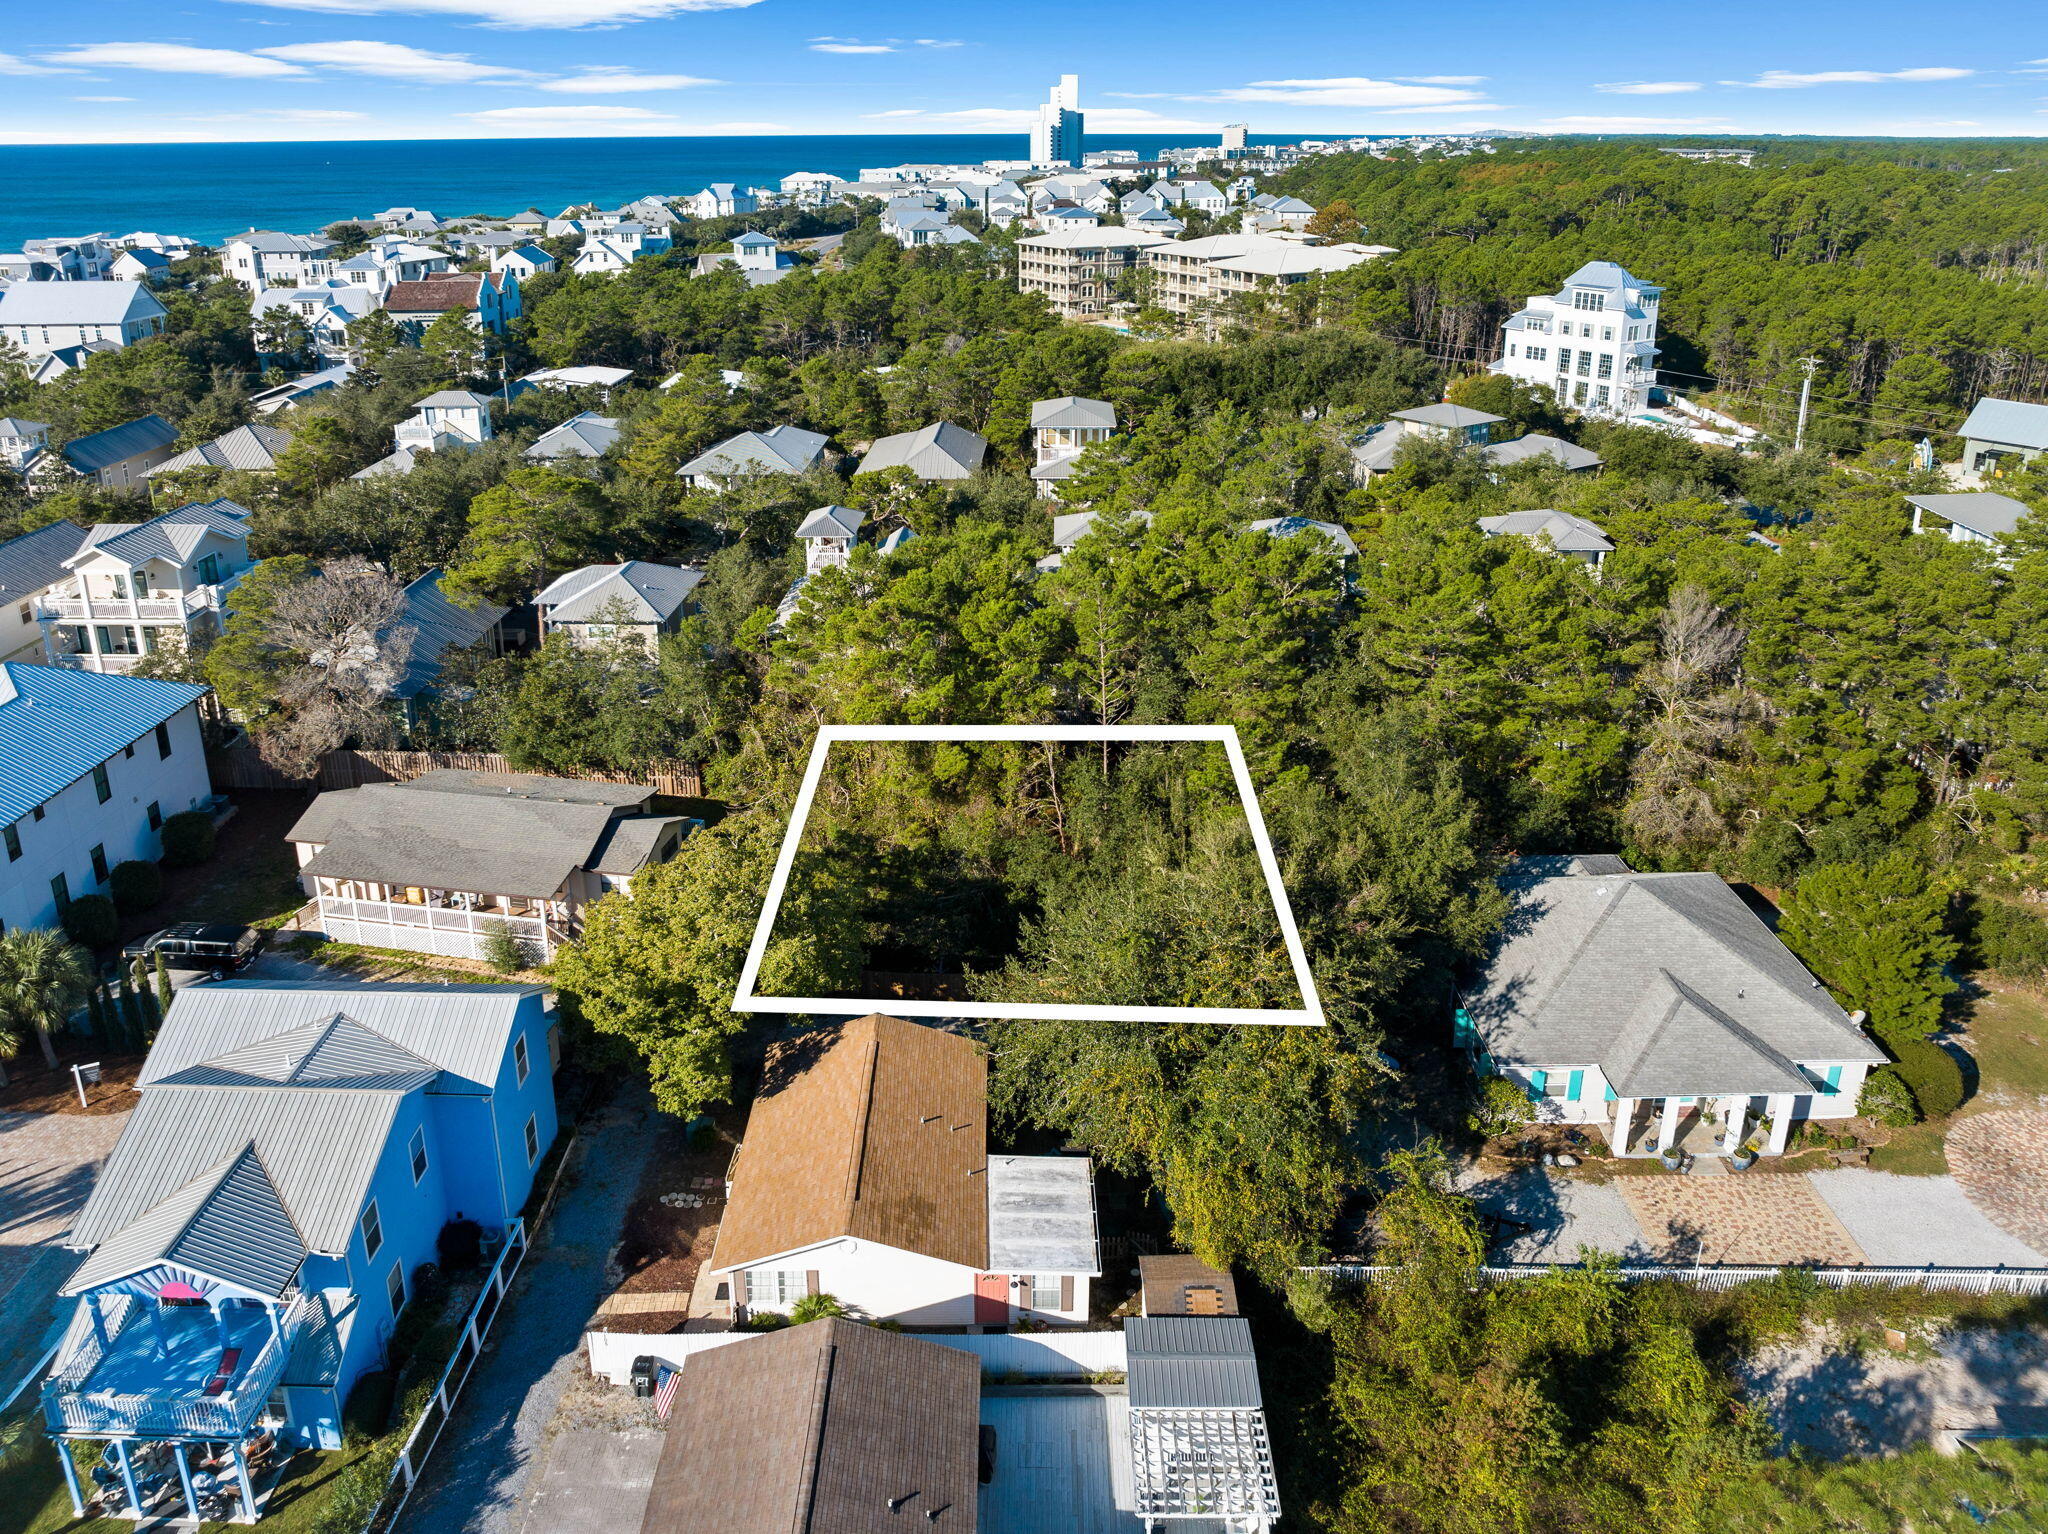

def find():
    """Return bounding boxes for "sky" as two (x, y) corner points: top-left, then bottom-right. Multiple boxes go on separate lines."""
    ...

(0, 0), (2045, 145)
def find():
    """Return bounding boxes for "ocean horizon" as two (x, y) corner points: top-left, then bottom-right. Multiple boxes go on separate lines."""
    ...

(0, 131), (1332, 250)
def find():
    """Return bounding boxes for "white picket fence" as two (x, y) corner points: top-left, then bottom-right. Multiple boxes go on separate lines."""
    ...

(1310, 1263), (2048, 1295)
(586, 1326), (1126, 1388)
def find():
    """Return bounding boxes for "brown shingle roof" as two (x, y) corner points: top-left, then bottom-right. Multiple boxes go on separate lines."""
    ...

(1139, 1254), (1241, 1316)
(710, 1015), (988, 1272)
(641, 1319), (980, 1534)
(384, 275), (482, 313)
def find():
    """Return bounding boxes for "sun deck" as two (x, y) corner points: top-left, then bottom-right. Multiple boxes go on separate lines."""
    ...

(45, 1295), (301, 1439)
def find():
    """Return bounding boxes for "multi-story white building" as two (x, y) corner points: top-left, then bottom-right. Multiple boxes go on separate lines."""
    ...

(1030, 73), (1085, 167)
(39, 499), (257, 673)
(0, 282), (168, 358)
(1141, 232), (1387, 317)
(0, 664), (213, 937)
(1016, 227), (1171, 317)
(221, 231), (336, 295)
(1493, 260), (1662, 418)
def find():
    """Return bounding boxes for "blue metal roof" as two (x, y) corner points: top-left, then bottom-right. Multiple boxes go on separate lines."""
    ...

(0, 664), (209, 826)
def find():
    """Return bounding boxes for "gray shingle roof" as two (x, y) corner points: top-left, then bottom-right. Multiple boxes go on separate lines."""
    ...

(60, 414), (179, 474)
(0, 663), (209, 826)
(137, 981), (541, 1093)
(677, 425), (828, 479)
(64, 1146), (309, 1298)
(1481, 433), (1604, 472)
(588, 813), (689, 875)
(855, 420), (988, 480)
(537, 561), (703, 624)
(1030, 396), (1117, 431)
(1477, 509), (1615, 555)
(1907, 492), (2034, 540)
(152, 422), (293, 475)
(1391, 403), (1504, 430)
(1126, 1316), (1264, 1409)
(0, 519), (86, 600)
(1960, 397), (2048, 452)
(1463, 871), (1885, 1091)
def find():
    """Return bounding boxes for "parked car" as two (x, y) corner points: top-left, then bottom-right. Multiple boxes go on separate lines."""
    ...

(121, 923), (265, 979)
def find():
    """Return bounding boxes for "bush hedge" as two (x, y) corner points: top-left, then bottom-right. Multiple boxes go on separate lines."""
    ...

(1857, 1065), (1921, 1127)
(159, 810), (215, 868)
(108, 859), (162, 913)
(1892, 1039), (1967, 1119)
(1962, 895), (2048, 982)
(61, 893), (118, 949)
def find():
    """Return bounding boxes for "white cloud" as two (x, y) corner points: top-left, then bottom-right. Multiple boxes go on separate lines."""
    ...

(811, 42), (894, 53)
(40, 42), (308, 77)
(1731, 67), (1971, 88)
(0, 51), (77, 75)
(190, 108), (370, 122)
(254, 40), (536, 82)
(1399, 75), (1485, 85)
(870, 104), (1220, 132)
(74, 94), (135, 101)
(1539, 114), (1732, 130)
(1595, 80), (1702, 94)
(537, 69), (719, 92)
(862, 108), (925, 118)
(1198, 76), (1489, 109)
(913, 39), (964, 48)
(226, 0), (763, 28)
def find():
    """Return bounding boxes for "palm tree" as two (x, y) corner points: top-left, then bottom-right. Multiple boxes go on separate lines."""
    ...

(0, 928), (95, 1074)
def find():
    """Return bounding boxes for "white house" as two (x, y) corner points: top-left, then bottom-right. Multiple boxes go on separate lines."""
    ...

(678, 425), (829, 489)
(252, 282), (380, 361)
(107, 249), (172, 284)
(0, 282), (169, 359)
(1493, 259), (1662, 418)
(1906, 491), (2033, 550)
(854, 421), (988, 481)
(537, 561), (704, 651)
(353, 391), (494, 480)
(1030, 395), (1116, 498)
(0, 417), (51, 471)
(0, 665), (213, 937)
(1477, 508), (1615, 569)
(40, 499), (256, 672)
(691, 231), (797, 286)
(1347, 402), (1506, 478)
(515, 365), (632, 398)
(221, 231), (335, 295)
(779, 171), (846, 205)
(708, 1014), (1100, 1327)
(492, 245), (556, 281)
(0, 521), (87, 664)
(1956, 398), (2048, 484)
(150, 422), (294, 479)
(1458, 857), (1887, 1160)
(686, 184), (757, 219)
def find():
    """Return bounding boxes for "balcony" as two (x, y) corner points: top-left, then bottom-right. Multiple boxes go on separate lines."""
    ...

(43, 1291), (313, 1440)
(38, 570), (244, 628)
(315, 894), (570, 962)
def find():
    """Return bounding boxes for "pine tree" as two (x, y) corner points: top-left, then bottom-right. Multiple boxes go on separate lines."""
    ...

(85, 985), (108, 1051)
(154, 950), (174, 1013)
(116, 974), (143, 1054)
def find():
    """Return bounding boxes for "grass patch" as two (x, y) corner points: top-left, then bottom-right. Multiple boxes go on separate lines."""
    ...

(1954, 980), (2048, 1106)
(280, 934), (538, 985)
(1868, 1122), (1951, 1176)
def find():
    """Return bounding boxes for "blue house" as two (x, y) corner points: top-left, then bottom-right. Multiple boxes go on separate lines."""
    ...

(43, 982), (558, 1521)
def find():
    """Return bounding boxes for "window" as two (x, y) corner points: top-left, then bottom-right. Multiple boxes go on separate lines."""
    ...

(2, 823), (17, 862)
(14, 602), (27, 625)
(749, 1270), (806, 1307)
(156, 722), (173, 759)
(1576, 354), (1593, 377)
(109, 573), (129, 599)
(147, 801), (162, 831)
(90, 845), (108, 884)
(1556, 348), (1572, 373)
(360, 1200), (383, 1260)
(1595, 387), (1612, 408)
(1524, 318), (1547, 334)
(386, 1260), (406, 1316)
(1572, 289), (1603, 311)
(92, 764), (111, 803)
(1526, 346), (1547, 363)
(95, 626), (139, 656)
(50, 873), (68, 908)
(1601, 326), (1614, 342)
(1542, 1073), (1573, 1098)
(1030, 1275), (1064, 1310)
(514, 1035), (531, 1086)
(1574, 381), (1589, 405)
(1507, 343), (1517, 358)
(523, 1115), (539, 1164)
(1597, 354), (1614, 380)
(409, 1127), (429, 1183)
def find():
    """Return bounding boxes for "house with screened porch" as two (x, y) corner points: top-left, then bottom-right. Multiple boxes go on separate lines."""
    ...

(41, 982), (556, 1523)
(1456, 856), (1886, 1161)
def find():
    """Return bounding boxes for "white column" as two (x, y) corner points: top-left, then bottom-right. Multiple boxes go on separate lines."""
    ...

(1605, 1097), (1633, 1155)
(1720, 1096), (1747, 1155)
(1656, 1096), (1682, 1153)
(1765, 1094), (1794, 1155)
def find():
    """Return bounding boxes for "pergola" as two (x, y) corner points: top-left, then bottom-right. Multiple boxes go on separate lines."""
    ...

(1128, 1406), (1281, 1531)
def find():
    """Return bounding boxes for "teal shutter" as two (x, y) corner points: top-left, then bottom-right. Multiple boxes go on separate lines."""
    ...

(1528, 1069), (1548, 1102)
(1603, 1082), (1617, 1102)
(1566, 1070), (1584, 1102)
(1452, 1008), (1475, 1048)
(1822, 1065), (1843, 1094)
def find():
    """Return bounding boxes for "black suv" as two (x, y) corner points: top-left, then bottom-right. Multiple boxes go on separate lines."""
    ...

(122, 923), (265, 979)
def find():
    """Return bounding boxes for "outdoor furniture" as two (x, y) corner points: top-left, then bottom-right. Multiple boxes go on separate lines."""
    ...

(202, 1347), (244, 1396)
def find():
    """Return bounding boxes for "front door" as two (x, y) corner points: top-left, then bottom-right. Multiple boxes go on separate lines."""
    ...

(973, 1273), (1010, 1327)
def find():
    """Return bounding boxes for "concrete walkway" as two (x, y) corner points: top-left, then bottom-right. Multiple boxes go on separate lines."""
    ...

(0, 1109), (130, 1390)
(396, 1086), (657, 1534)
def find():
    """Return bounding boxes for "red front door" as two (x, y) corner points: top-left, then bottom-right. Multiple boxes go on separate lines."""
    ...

(974, 1272), (1010, 1326)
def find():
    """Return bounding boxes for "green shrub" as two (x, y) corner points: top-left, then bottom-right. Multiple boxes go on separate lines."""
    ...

(743, 1310), (792, 1331)
(1468, 1073), (1533, 1139)
(1858, 1065), (1921, 1127)
(340, 1369), (396, 1443)
(108, 859), (162, 913)
(1893, 1039), (1966, 1119)
(1284, 1268), (1344, 1334)
(1964, 895), (2048, 982)
(159, 810), (215, 868)
(479, 920), (528, 974)
(789, 1292), (846, 1324)
(61, 893), (118, 949)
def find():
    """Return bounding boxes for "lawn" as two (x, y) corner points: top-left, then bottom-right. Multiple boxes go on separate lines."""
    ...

(113, 790), (311, 951)
(278, 933), (540, 985)
(1951, 980), (2048, 1111)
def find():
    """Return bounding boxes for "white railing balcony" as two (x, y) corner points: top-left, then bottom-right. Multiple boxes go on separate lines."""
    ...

(316, 895), (568, 960)
(37, 578), (241, 627)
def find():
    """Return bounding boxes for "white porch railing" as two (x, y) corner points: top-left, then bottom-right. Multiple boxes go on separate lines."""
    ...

(1307, 1263), (2048, 1296)
(37, 578), (240, 626)
(313, 896), (565, 961)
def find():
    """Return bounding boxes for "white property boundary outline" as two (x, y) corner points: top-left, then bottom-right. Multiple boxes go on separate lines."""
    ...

(731, 723), (1326, 1027)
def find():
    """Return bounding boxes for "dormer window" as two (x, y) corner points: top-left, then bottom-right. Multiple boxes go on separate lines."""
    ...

(1571, 289), (1604, 311)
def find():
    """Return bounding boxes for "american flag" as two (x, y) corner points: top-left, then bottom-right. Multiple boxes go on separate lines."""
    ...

(653, 1364), (681, 1421)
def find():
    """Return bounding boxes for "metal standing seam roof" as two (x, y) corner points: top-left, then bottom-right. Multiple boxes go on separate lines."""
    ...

(1392, 402), (1505, 430)
(64, 1145), (310, 1298)
(1477, 509), (1616, 555)
(1464, 872), (1886, 1088)
(855, 421), (988, 480)
(1249, 515), (1358, 558)
(986, 1155), (1100, 1274)
(152, 423), (294, 475)
(1030, 396), (1117, 431)
(538, 561), (704, 624)
(392, 568), (509, 699)
(59, 414), (179, 474)
(678, 425), (829, 478)
(70, 497), (250, 567)
(795, 504), (865, 540)
(1907, 492), (2035, 540)
(281, 1289), (359, 1387)
(1481, 433), (1605, 472)
(0, 664), (208, 825)
(137, 982), (542, 1092)
(0, 280), (169, 327)
(0, 519), (87, 599)
(153, 1013), (443, 1093)
(524, 412), (622, 461)
(1125, 1316), (1265, 1409)
(1561, 259), (1656, 293)
(1960, 398), (2048, 452)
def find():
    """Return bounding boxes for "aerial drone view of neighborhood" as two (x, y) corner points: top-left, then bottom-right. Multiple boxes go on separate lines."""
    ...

(1, 6), (2048, 1533)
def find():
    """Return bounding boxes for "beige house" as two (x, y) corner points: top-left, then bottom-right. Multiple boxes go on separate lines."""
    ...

(537, 561), (703, 651)
(1016, 226), (1171, 316)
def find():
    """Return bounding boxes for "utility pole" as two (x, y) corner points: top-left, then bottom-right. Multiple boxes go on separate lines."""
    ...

(1793, 356), (1821, 451)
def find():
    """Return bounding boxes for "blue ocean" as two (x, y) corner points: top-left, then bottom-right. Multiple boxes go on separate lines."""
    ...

(0, 132), (1318, 249)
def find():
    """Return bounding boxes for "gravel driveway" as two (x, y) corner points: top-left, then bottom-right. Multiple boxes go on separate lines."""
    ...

(1457, 1166), (1649, 1261)
(1806, 1169), (2047, 1267)
(395, 1087), (658, 1534)
(0, 1109), (130, 1388)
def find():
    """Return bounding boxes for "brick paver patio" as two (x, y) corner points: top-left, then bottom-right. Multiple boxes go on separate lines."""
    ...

(1615, 1173), (1867, 1265)
(1946, 1110), (2048, 1258)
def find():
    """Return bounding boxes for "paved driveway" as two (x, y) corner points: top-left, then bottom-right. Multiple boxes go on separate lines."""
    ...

(1947, 1110), (2048, 1257)
(396, 1087), (657, 1534)
(0, 1110), (130, 1388)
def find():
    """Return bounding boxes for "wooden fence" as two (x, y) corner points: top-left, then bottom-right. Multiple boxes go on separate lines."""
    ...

(1310, 1262), (2048, 1296)
(209, 747), (702, 798)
